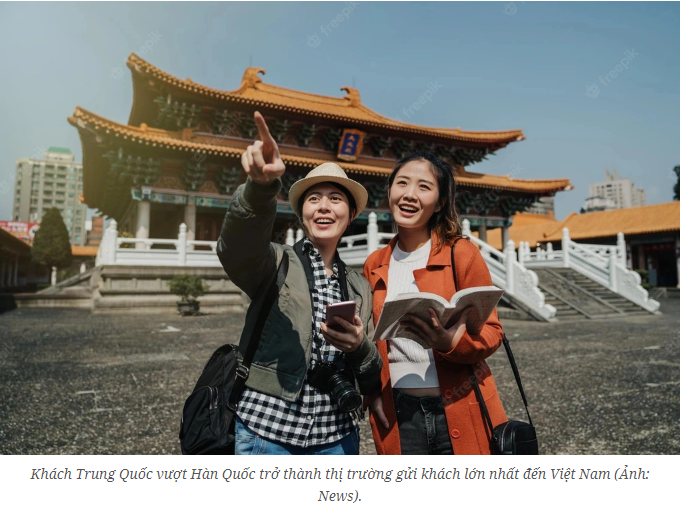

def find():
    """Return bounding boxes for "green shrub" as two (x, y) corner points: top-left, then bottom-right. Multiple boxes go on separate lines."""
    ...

(31, 208), (72, 270)
(634, 268), (648, 281)
(168, 275), (209, 303)
(634, 269), (654, 289)
(119, 231), (134, 249)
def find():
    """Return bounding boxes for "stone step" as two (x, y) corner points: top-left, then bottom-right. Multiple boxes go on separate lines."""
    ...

(93, 293), (245, 315)
(496, 306), (530, 321)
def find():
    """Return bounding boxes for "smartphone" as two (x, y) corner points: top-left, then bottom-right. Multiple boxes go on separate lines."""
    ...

(325, 301), (357, 332)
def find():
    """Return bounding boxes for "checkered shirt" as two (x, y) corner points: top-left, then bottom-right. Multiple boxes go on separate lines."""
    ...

(237, 238), (356, 447)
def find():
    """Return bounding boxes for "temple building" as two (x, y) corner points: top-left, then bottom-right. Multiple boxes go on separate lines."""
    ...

(69, 53), (572, 249)
(480, 202), (680, 288)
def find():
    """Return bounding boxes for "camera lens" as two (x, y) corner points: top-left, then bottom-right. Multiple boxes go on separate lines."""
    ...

(328, 372), (361, 413)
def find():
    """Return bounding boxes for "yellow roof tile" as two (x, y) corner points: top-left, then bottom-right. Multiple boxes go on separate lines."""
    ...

(480, 202), (680, 249)
(72, 245), (99, 257)
(69, 107), (572, 193)
(543, 202), (680, 241)
(127, 53), (525, 145)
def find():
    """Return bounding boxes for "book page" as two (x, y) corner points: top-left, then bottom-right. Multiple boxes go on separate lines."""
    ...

(373, 293), (449, 348)
(446, 286), (505, 331)
(374, 287), (504, 348)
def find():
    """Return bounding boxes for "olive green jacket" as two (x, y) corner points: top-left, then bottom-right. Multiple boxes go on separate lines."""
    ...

(216, 177), (381, 403)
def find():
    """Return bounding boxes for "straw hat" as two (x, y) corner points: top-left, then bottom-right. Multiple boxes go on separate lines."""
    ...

(288, 163), (368, 218)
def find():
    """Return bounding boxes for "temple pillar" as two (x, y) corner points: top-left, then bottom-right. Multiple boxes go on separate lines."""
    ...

(14, 255), (20, 287)
(478, 220), (487, 243)
(674, 237), (681, 288)
(135, 201), (151, 250)
(637, 245), (645, 272)
(184, 200), (196, 251)
(501, 226), (510, 251)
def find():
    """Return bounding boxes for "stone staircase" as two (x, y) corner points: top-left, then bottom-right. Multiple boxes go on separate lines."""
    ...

(533, 267), (654, 320)
(13, 265), (244, 314)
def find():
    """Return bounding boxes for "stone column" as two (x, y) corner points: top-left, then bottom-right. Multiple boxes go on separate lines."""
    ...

(478, 220), (487, 243)
(609, 249), (618, 291)
(675, 237), (681, 288)
(617, 232), (626, 266)
(462, 218), (471, 237)
(178, 223), (187, 266)
(135, 200), (151, 250)
(504, 240), (517, 295)
(636, 244), (645, 272)
(501, 226), (510, 251)
(367, 212), (378, 253)
(184, 199), (196, 251)
(14, 254), (20, 286)
(562, 228), (571, 268)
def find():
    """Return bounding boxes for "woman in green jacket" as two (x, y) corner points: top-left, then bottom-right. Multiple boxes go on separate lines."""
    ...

(217, 112), (381, 455)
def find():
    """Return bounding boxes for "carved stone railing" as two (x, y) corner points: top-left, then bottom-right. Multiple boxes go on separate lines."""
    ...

(461, 219), (556, 321)
(97, 220), (223, 268)
(519, 227), (659, 312)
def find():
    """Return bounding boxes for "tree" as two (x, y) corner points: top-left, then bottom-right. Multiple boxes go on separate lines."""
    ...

(673, 165), (679, 201)
(31, 207), (72, 271)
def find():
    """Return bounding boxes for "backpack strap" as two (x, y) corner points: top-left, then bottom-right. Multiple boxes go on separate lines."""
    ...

(450, 237), (463, 292)
(228, 251), (289, 411)
(293, 238), (349, 301)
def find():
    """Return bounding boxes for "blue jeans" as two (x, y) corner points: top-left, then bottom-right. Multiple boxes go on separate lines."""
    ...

(394, 389), (454, 455)
(235, 420), (360, 455)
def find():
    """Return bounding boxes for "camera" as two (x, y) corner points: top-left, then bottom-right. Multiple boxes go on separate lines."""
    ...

(308, 360), (362, 413)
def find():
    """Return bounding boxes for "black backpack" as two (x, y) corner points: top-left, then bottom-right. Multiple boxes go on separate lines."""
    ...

(179, 252), (289, 454)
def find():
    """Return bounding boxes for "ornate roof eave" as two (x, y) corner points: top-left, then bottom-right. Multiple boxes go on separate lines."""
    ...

(70, 107), (571, 195)
(126, 53), (525, 147)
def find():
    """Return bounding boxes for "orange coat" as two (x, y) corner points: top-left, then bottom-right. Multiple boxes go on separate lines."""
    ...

(363, 235), (507, 455)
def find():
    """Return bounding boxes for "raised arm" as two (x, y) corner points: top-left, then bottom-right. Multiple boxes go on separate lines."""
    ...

(216, 112), (287, 298)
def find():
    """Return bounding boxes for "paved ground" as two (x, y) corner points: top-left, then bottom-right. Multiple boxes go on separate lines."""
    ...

(1, 299), (678, 455)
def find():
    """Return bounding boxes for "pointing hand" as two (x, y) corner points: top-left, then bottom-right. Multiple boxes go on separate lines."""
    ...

(240, 111), (286, 185)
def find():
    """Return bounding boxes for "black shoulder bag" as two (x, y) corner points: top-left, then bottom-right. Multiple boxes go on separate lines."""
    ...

(179, 252), (289, 455)
(451, 239), (538, 455)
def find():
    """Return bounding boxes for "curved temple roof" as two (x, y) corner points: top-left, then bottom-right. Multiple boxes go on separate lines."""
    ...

(69, 107), (571, 194)
(127, 53), (525, 146)
(479, 203), (680, 250)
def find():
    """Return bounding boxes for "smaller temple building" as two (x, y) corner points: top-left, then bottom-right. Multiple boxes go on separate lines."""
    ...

(483, 202), (680, 287)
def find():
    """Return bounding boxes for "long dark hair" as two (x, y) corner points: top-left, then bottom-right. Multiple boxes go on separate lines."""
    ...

(387, 150), (462, 252)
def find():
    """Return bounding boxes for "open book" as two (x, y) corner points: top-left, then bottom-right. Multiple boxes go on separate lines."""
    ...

(373, 286), (505, 349)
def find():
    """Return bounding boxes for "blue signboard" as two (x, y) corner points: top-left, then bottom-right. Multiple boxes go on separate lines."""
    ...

(337, 129), (365, 162)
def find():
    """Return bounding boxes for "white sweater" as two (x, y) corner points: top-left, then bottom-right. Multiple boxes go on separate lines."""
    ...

(386, 240), (439, 389)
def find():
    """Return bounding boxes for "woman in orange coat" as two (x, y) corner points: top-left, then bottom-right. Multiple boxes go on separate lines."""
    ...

(363, 151), (507, 455)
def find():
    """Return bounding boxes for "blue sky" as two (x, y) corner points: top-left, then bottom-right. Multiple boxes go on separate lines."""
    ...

(0, 1), (678, 221)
